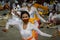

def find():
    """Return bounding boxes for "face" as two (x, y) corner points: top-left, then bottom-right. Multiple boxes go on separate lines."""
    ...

(21, 13), (30, 23)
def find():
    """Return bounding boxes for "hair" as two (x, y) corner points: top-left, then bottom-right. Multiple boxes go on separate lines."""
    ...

(20, 11), (30, 18)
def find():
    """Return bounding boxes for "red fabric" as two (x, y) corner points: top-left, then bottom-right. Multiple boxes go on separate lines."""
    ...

(37, 20), (41, 29)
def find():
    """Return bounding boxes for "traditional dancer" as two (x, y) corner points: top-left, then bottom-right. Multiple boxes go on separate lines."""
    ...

(4, 5), (21, 30)
(22, 2), (49, 39)
(2, 11), (52, 40)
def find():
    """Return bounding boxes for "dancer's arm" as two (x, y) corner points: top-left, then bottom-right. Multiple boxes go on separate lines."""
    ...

(32, 22), (52, 37)
(2, 21), (11, 32)
(33, 26), (52, 37)
(34, 7), (47, 23)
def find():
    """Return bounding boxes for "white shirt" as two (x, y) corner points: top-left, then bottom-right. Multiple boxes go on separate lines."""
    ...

(19, 22), (52, 39)
(11, 10), (20, 20)
(27, 6), (47, 22)
(19, 6), (46, 22)
(48, 12), (53, 20)
(5, 21), (52, 39)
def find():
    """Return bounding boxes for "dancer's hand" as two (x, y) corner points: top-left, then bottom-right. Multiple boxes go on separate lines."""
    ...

(2, 29), (8, 32)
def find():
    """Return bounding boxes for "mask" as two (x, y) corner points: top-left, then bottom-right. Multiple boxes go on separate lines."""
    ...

(23, 19), (29, 23)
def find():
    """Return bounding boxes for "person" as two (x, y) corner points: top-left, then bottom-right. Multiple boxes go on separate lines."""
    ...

(3, 6), (21, 30)
(48, 10), (57, 23)
(21, 2), (28, 11)
(24, 2), (50, 39)
(15, 0), (21, 11)
(21, 1), (48, 24)
(27, 1), (48, 23)
(2, 11), (52, 40)
(53, 0), (60, 12)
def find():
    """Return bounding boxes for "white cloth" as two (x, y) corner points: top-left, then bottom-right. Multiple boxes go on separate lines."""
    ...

(16, 4), (21, 11)
(20, 6), (46, 22)
(55, 3), (60, 11)
(21, 6), (28, 11)
(27, 6), (47, 22)
(52, 14), (60, 20)
(48, 12), (53, 21)
(48, 12), (57, 21)
(5, 22), (52, 39)
(5, 9), (22, 29)
(19, 22), (52, 39)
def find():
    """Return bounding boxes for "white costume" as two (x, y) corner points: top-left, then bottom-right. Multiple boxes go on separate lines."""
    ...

(50, 14), (60, 32)
(5, 0), (22, 28)
(5, 21), (52, 40)
(27, 6), (47, 22)
(48, 12), (57, 21)
(21, 2), (28, 11)
(48, 12), (53, 21)
(5, 7), (22, 29)
(21, 6), (47, 22)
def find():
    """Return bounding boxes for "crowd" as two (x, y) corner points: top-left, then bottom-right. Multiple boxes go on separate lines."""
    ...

(1, 0), (60, 40)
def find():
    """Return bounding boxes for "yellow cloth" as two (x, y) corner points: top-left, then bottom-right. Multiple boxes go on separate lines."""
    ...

(29, 15), (40, 24)
(29, 18), (39, 40)
(33, 3), (48, 11)
(29, 18), (35, 24)
(34, 14), (39, 20)
(32, 30), (38, 40)
(32, 30), (38, 38)
(29, 12), (41, 24)
(39, 11), (43, 15)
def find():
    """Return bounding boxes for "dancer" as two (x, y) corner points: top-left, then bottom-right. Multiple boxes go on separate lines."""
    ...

(4, 6), (21, 30)
(48, 10), (57, 23)
(23, 1), (49, 39)
(2, 11), (52, 40)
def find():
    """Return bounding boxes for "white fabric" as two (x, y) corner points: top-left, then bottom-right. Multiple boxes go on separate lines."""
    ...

(16, 5), (21, 11)
(48, 12), (53, 21)
(19, 22), (52, 39)
(48, 12), (57, 21)
(5, 9), (22, 29)
(20, 6), (47, 22)
(22, 2), (27, 6)
(27, 6), (47, 22)
(52, 14), (60, 20)
(5, 20), (52, 39)
(21, 7), (28, 11)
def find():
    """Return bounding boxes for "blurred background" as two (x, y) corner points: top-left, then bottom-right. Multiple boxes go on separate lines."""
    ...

(0, 0), (60, 40)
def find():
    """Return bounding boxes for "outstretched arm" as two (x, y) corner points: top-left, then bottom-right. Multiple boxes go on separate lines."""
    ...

(2, 21), (11, 32)
(34, 7), (47, 23)
(33, 26), (52, 37)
